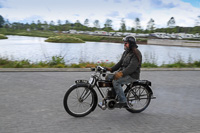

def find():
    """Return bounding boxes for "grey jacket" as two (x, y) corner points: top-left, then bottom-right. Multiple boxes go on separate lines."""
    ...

(111, 49), (142, 79)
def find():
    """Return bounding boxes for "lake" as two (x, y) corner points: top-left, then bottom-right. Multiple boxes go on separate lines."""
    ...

(0, 35), (200, 66)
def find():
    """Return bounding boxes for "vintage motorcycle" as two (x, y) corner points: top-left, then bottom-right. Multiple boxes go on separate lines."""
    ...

(63, 65), (156, 117)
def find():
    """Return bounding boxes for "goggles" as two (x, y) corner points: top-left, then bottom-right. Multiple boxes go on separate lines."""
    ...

(122, 35), (136, 42)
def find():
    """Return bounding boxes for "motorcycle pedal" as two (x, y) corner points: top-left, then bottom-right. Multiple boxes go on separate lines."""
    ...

(98, 102), (107, 110)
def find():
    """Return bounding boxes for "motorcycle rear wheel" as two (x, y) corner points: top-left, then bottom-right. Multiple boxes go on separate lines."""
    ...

(125, 85), (151, 113)
(63, 84), (97, 117)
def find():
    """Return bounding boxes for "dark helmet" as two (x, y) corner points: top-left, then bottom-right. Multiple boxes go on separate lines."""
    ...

(122, 35), (138, 49)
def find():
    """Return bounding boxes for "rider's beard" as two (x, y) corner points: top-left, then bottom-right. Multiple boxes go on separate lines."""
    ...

(124, 46), (129, 51)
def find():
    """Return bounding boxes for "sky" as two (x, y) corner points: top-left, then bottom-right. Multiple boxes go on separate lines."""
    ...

(0, 0), (200, 30)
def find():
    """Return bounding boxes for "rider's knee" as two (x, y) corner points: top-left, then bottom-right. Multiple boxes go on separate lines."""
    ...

(112, 79), (121, 86)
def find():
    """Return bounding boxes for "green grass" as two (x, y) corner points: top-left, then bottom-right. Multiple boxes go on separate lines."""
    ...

(15, 31), (56, 38)
(0, 34), (8, 39)
(45, 35), (85, 43)
(185, 41), (200, 43)
(0, 29), (56, 38)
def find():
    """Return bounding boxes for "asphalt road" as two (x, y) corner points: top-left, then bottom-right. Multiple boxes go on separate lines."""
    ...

(0, 71), (200, 133)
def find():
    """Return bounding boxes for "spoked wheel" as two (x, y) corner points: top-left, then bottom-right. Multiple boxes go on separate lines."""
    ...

(63, 84), (97, 117)
(126, 85), (151, 113)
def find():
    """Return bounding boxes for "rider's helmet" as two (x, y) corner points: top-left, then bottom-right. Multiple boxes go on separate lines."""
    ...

(122, 35), (138, 49)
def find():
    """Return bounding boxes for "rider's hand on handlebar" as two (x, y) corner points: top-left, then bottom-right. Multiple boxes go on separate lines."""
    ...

(114, 71), (123, 80)
(106, 67), (112, 72)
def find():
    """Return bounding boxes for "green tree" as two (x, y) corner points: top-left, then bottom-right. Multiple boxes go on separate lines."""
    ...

(135, 18), (142, 33)
(120, 18), (126, 32)
(57, 20), (62, 31)
(49, 20), (55, 31)
(24, 23), (30, 30)
(103, 19), (113, 32)
(167, 17), (176, 28)
(42, 21), (48, 30)
(0, 15), (5, 28)
(146, 18), (155, 32)
(65, 20), (70, 24)
(84, 19), (89, 27)
(37, 20), (42, 30)
(4, 19), (10, 28)
(130, 27), (135, 33)
(193, 26), (200, 34)
(12, 22), (24, 30)
(30, 21), (36, 30)
(93, 20), (100, 29)
(195, 15), (200, 26)
(63, 20), (70, 31)
(74, 20), (84, 30)
(57, 20), (62, 25)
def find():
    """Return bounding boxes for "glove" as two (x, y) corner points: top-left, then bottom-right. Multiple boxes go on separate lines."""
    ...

(106, 68), (112, 72)
(114, 71), (123, 80)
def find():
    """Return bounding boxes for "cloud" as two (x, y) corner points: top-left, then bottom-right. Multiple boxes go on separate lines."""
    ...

(181, 0), (200, 8)
(129, 0), (139, 2)
(46, 7), (51, 12)
(1, 0), (200, 29)
(114, 0), (121, 3)
(73, 14), (80, 17)
(104, 0), (121, 2)
(150, 0), (177, 9)
(16, 15), (44, 23)
(126, 12), (142, 19)
(107, 11), (119, 17)
(0, 0), (6, 8)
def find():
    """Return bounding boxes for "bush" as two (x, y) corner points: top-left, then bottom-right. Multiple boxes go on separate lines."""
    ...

(142, 62), (158, 68)
(48, 56), (65, 66)
(13, 60), (31, 68)
(0, 57), (10, 65)
(55, 64), (66, 68)
(69, 64), (81, 68)
(194, 61), (200, 67)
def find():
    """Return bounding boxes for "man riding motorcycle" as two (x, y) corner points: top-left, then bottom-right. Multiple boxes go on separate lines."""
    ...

(106, 35), (142, 108)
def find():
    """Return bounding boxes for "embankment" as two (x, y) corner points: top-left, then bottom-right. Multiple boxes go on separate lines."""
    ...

(147, 39), (200, 47)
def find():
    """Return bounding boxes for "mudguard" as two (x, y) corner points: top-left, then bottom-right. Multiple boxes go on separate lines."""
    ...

(125, 80), (155, 99)
(132, 80), (152, 86)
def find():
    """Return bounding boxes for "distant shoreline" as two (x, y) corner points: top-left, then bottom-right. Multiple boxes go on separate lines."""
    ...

(3, 34), (200, 48)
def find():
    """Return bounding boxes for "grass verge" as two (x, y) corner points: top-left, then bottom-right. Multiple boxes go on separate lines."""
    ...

(0, 57), (200, 68)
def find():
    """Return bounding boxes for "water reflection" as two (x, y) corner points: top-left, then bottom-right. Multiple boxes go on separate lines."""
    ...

(0, 35), (200, 66)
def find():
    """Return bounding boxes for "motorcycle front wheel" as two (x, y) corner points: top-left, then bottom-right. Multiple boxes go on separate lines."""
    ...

(63, 84), (97, 117)
(125, 85), (151, 113)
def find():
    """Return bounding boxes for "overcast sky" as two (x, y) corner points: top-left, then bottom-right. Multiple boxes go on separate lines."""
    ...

(0, 0), (200, 29)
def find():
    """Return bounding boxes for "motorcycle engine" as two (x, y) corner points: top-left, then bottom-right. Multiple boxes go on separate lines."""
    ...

(106, 88), (117, 110)
(106, 88), (116, 99)
(107, 99), (117, 110)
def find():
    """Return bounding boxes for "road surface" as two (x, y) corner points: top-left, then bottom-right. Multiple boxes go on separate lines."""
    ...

(0, 71), (200, 133)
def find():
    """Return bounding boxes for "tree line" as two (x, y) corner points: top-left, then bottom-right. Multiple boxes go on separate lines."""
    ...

(0, 15), (200, 34)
